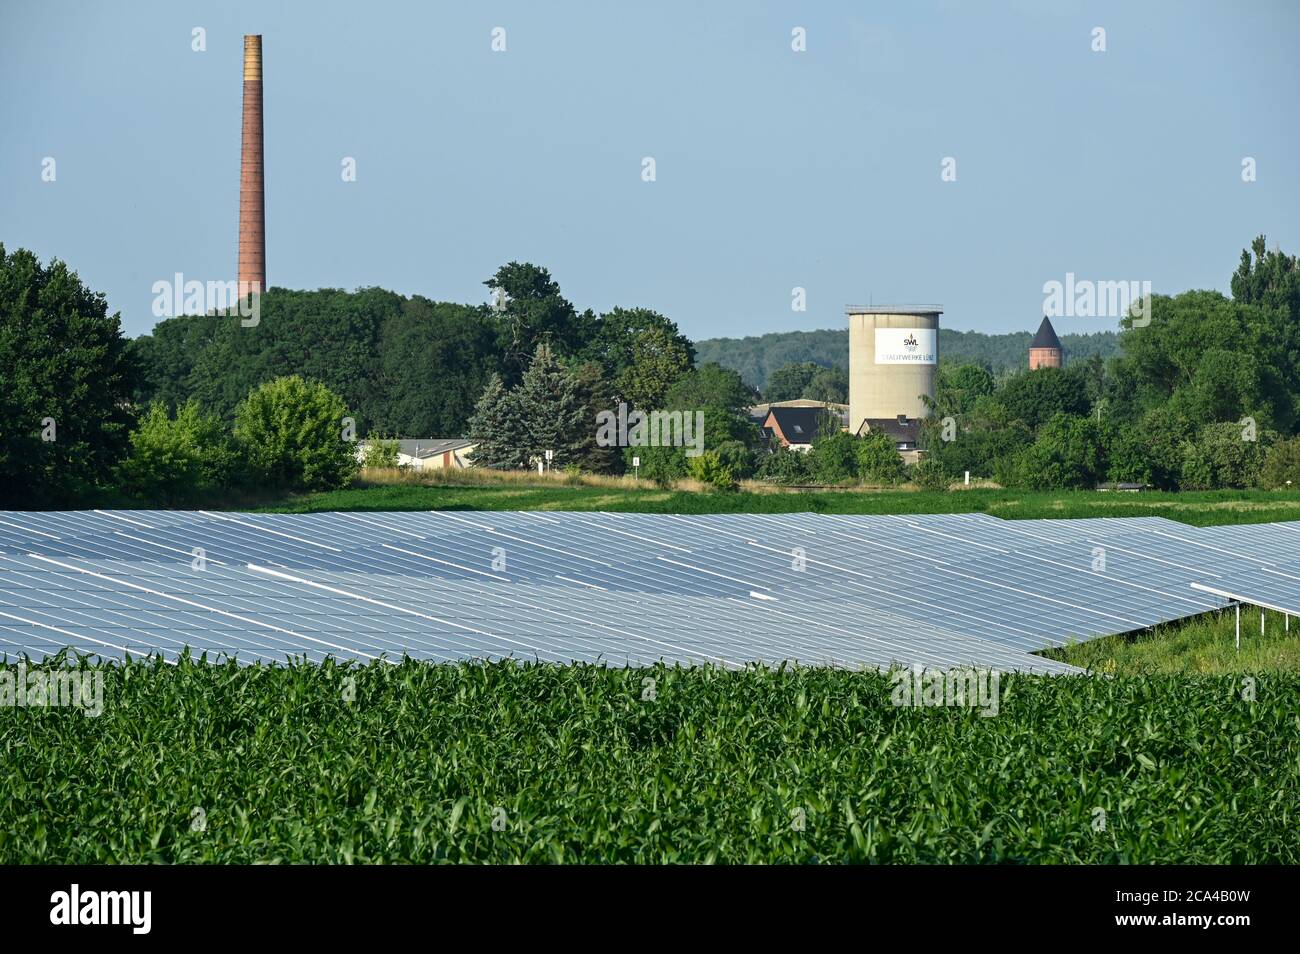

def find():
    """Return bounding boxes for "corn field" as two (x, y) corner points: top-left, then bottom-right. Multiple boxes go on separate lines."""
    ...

(2, 657), (1296, 863)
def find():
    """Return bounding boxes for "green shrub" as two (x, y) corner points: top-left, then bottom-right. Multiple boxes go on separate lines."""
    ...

(687, 451), (737, 491)
(1260, 437), (1300, 489)
(910, 457), (949, 491)
(361, 436), (401, 468)
(855, 431), (906, 484)
(1106, 409), (1191, 490)
(233, 376), (359, 492)
(1179, 421), (1272, 490)
(1014, 413), (1107, 490)
(991, 453), (1020, 489)
(756, 445), (814, 484)
(624, 443), (688, 486)
(810, 431), (858, 483)
(115, 401), (236, 503)
(926, 419), (1033, 483)
(712, 439), (757, 479)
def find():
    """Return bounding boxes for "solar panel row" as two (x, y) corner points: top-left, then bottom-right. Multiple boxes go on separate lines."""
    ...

(1, 510), (1298, 673)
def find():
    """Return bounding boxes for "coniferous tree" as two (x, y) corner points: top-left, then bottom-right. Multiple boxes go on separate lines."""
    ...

(466, 373), (529, 469)
(567, 360), (619, 473)
(513, 344), (590, 468)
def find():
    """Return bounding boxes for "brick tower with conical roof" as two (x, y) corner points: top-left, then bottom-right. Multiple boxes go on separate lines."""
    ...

(1028, 316), (1063, 369)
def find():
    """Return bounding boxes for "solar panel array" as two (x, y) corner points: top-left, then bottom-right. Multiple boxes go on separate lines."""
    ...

(2, 509), (1299, 673)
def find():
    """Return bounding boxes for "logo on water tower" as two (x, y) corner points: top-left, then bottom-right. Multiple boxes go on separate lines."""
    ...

(875, 327), (936, 365)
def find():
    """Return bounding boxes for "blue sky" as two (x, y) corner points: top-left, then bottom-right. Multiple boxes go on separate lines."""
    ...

(2, 0), (1297, 341)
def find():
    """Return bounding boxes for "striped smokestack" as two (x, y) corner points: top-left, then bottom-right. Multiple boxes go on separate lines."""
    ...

(238, 35), (265, 298)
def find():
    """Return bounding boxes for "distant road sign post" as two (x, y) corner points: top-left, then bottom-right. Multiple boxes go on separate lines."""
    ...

(633, 456), (640, 480)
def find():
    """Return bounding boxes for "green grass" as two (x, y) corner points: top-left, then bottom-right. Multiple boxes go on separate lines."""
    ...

(251, 484), (1300, 526)
(2, 657), (1296, 863)
(1048, 608), (1300, 675)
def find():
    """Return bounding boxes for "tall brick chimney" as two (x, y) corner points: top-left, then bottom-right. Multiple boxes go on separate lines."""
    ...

(238, 35), (265, 298)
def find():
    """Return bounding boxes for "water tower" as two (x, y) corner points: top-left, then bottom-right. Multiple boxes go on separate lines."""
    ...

(846, 305), (941, 435)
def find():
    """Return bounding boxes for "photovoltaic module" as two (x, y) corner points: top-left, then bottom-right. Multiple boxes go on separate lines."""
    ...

(2, 510), (1298, 673)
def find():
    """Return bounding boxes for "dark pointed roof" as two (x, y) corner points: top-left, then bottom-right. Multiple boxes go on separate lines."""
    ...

(1030, 316), (1062, 351)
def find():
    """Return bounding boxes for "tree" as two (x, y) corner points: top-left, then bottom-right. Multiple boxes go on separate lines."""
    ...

(761, 362), (847, 404)
(619, 404), (759, 485)
(512, 344), (591, 469)
(186, 287), (400, 431)
(1080, 354), (1107, 409)
(693, 327), (1121, 392)
(1105, 408), (1191, 489)
(810, 431), (858, 484)
(567, 360), (619, 473)
(1166, 348), (1270, 430)
(712, 439), (757, 480)
(466, 373), (529, 469)
(233, 376), (359, 491)
(376, 296), (499, 438)
(1116, 289), (1296, 433)
(128, 311), (224, 409)
(131, 287), (505, 437)
(116, 401), (236, 503)
(996, 366), (1092, 431)
(756, 445), (814, 484)
(933, 364), (995, 418)
(1232, 235), (1300, 318)
(484, 263), (591, 380)
(615, 322), (694, 410)
(1179, 422), (1270, 490)
(925, 417), (1033, 482)
(581, 307), (694, 407)
(803, 366), (849, 404)
(664, 363), (758, 415)
(468, 348), (597, 472)
(0, 245), (140, 504)
(1014, 413), (1107, 490)
(764, 363), (821, 402)
(624, 442), (688, 485)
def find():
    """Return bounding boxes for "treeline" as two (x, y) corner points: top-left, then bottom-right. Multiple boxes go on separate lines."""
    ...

(918, 237), (1300, 490)
(1, 250), (750, 504)
(131, 289), (497, 436)
(5, 237), (1300, 505)
(696, 327), (1122, 391)
(128, 262), (708, 441)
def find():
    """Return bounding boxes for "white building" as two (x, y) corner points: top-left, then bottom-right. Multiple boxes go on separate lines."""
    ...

(357, 438), (477, 470)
